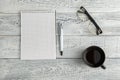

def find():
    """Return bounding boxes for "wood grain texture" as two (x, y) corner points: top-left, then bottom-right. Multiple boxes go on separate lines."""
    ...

(0, 36), (20, 58)
(1, 12), (120, 36)
(0, 0), (120, 80)
(1, 0), (120, 13)
(71, 0), (120, 12)
(0, 59), (120, 80)
(57, 36), (120, 58)
(0, 36), (120, 58)
(0, 14), (20, 35)
(56, 12), (120, 35)
(0, 0), (71, 13)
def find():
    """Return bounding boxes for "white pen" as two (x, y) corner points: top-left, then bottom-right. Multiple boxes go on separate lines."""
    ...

(58, 23), (63, 56)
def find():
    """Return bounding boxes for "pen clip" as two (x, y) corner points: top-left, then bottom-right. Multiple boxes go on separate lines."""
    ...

(80, 6), (103, 35)
(58, 22), (62, 27)
(58, 23), (63, 34)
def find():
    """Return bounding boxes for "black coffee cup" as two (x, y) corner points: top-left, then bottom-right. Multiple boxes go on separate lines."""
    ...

(82, 46), (106, 69)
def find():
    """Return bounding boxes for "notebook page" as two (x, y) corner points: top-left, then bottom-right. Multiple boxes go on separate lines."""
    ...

(21, 11), (56, 60)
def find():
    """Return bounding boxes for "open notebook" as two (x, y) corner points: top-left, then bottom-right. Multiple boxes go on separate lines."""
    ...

(21, 11), (56, 60)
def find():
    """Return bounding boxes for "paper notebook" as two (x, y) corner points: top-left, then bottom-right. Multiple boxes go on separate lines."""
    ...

(21, 11), (56, 60)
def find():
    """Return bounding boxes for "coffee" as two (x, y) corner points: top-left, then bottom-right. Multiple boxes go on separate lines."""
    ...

(86, 50), (101, 65)
(82, 46), (106, 69)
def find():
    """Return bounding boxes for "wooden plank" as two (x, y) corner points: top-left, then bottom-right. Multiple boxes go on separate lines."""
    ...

(0, 0), (71, 13)
(0, 59), (120, 80)
(70, 0), (120, 12)
(0, 36), (20, 58)
(0, 36), (120, 58)
(0, 0), (120, 13)
(57, 12), (120, 35)
(57, 36), (120, 58)
(1, 13), (120, 36)
(0, 14), (20, 35)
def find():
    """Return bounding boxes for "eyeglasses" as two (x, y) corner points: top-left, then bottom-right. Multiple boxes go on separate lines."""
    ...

(77, 6), (103, 35)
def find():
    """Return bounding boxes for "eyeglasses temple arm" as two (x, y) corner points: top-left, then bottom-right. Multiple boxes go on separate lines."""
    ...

(80, 6), (103, 35)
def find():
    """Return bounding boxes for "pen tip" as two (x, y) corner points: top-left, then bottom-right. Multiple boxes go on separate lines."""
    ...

(60, 51), (63, 56)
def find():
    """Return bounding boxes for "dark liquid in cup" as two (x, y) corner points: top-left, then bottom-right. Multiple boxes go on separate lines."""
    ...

(86, 50), (101, 64)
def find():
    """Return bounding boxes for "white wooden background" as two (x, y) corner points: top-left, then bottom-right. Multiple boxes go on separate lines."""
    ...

(0, 0), (120, 80)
